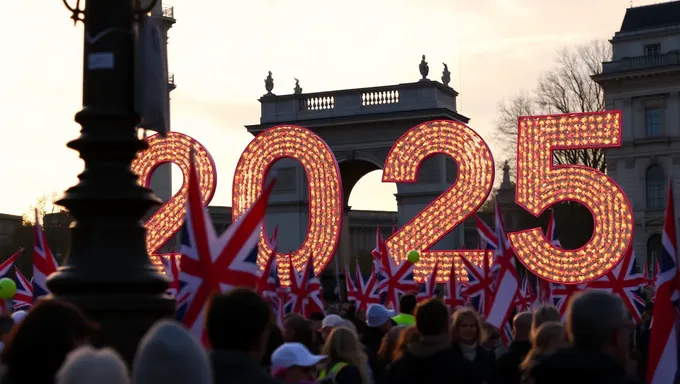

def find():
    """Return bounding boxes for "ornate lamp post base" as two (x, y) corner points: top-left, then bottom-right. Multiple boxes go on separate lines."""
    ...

(51, 0), (174, 365)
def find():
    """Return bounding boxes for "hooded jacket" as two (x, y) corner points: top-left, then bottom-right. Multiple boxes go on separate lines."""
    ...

(530, 348), (644, 384)
(133, 320), (213, 384)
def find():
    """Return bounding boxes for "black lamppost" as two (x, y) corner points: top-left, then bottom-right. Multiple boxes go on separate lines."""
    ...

(50, 0), (174, 364)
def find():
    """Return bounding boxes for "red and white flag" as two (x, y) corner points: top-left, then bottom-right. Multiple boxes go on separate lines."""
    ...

(176, 156), (274, 341)
(646, 183), (678, 384)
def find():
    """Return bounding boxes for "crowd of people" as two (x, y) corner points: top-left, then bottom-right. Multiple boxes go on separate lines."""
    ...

(0, 288), (650, 384)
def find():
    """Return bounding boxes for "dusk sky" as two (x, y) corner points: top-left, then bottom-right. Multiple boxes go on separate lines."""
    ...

(0, 0), (656, 216)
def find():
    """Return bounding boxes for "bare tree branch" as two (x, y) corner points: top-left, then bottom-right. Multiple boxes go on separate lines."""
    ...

(493, 40), (612, 174)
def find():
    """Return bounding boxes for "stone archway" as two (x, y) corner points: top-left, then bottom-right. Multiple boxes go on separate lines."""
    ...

(245, 79), (470, 293)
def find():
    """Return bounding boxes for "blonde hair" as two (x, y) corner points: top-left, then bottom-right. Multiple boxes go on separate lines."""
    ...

(377, 325), (406, 363)
(56, 346), (129, 384)
(520, 322), (565, 373)
(321, 327), (369, 384)
(393, 325), (421, 361)
(531, 305), (560, 340)
(450, 308), (485, 344)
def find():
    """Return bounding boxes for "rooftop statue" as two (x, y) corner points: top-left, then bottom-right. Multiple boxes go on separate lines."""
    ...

(419, 55), (429, 81)
(442, 63), (451, 87)
(294, 78), (302, 95)
(265, 71), (274, 95)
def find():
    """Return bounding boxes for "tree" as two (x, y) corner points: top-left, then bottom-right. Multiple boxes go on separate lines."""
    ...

(22, 192), (65, 224)
(494, 40), (612, 173)
(0, 194), (70, 278)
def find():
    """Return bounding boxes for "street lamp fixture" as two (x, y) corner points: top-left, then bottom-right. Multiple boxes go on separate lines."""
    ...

(51, 0), (175, 365)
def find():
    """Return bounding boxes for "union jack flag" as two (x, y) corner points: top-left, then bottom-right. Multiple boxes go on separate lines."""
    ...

(345, 265), (357, 303)
(176, 157), (274, 340)
(0, 249), (21, 278)
(550, 283), (584, 319)
(486, 203), (519, 341)
(644, 257), (659, 301)
(256, 227), (279, 299)
(284, 256), (325, 318)
(586, 249), (647, 322)
(417, 261), (439, 302)
(353, 260), (380, 313)
(33, 210), (58, 300)
(372, 227), (417, 312)
(257, 239), (286, 327)
(460, 251), (494, 316)
(444, 260), (465, 310)
(516, 274), (535, 312)
(647, 183), (678, 384)
(535, 211), (561, 306)
(13, 266), (33, 310)
(475, 215), (498, 253)
(161, 254), (180, 298)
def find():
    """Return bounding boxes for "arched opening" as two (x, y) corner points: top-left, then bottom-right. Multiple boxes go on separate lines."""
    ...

(341, 161), (397, 284)
(647, 233), (662, 277)
(646, 164), (665, 210)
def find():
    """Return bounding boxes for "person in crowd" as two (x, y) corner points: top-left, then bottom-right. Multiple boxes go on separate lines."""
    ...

(284, 314), (319, 353)
(133, 320), (212, 384)
(376, 325), (405, 366)
(385, 298), (461, 383)
(497, 312), (533, 384)
(392, 294), (417, 326)
(635, 305), (652, 379)
(0, 299), (96, 384)
(8, 312), (25, 327)
(56, 346), (128, 384)
(320, 315), (346, 342)
(206, 288), (282, 384)
(528, 290), (643, 384)
(0, 316), (13, 354)
(392, 326), (420, 363)
(482, 322), (506, 358)
(310, 313), (325, 338)
(531, 305), (560, 341)
(263, 324), (285, 371)
(519, 322), (566, 384)
(271, 342), (326, 384)
(450, 307), (499, 383)
(363, 304), (397, 384)
(318, 327), (369, 384)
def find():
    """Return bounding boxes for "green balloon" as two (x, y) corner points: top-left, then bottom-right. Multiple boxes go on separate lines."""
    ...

(407, 250), (420, 264)
(0, 278), (16, 299)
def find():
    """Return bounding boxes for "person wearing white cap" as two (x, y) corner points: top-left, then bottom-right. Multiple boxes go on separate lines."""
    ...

(271, 342), (326, 383)
(320, 314), (345, 342)
(363, 304), (396, 384)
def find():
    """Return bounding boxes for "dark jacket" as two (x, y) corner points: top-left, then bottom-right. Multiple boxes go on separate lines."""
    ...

(530, 348), (644, 384)
(362, 326), (386, 384)
(497, 340), (532, 384)
(386, 336), (495, 384)
(210, 350), (283, 384)
(451, 342), (500, 384)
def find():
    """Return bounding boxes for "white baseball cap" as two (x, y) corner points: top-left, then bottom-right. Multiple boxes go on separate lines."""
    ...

(271, 342), (326, 368)
(366, 304), (396, 327)
(11, 311), (27, 325)
(321, 314), (345, 330)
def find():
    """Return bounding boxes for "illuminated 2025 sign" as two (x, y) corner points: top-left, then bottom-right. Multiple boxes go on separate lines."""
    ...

(132, 111), (633, 285)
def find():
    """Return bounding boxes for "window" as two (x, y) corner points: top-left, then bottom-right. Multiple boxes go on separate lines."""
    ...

(644, 43), (661, 56)
(646, 165), (665, 210)
(647, 234), (662, 277)
(645, 107), (662, 137)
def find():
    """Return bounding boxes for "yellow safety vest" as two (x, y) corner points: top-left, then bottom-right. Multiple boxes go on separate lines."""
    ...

(392, 313), (415, 325)
(318, 362), (348, 381)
